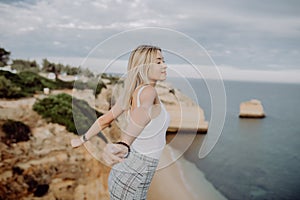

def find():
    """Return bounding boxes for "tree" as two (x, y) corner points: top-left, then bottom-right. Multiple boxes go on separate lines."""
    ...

(41, 58), (94, 78)
(42, 58), (59, 79)
(33, 93), (103, 134)
(0, 47), (10, 67)
(41, 58), (51, 72)
(11, 59), (40, 72)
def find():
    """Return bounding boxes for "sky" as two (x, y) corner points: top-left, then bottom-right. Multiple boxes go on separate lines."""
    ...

(0, 0), (300, 83)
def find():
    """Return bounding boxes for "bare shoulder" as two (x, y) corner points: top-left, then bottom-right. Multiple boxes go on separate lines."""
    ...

(139, 85), (157, 105)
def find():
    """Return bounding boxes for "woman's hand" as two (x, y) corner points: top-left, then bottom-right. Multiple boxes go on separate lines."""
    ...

(102, 143), (128, 166)
(70, 137), (84, 148)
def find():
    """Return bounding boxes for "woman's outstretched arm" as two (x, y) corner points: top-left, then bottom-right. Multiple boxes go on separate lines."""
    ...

(70, 98), (124, 148)
(71, 86), (156, 166)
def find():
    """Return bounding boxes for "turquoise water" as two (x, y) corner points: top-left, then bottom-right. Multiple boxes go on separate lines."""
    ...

(168, 78), (300, 200)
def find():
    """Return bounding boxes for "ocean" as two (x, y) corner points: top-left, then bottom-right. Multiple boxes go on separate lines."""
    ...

(167, 78), (300, 200)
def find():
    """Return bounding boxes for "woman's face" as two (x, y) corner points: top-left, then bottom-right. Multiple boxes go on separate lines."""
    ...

(148, 50), (167, 83)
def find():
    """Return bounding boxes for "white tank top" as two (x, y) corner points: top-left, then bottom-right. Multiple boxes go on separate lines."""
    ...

(130, 85), (171, 159)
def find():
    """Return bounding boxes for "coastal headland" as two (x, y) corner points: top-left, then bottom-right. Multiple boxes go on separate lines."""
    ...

(0, 71), (213, 199)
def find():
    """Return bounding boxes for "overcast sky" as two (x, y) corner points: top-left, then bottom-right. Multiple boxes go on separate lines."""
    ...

(1, 0), (300, 82)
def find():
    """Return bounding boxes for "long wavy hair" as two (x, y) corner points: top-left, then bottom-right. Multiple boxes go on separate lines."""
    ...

(121, 45), (161, 110)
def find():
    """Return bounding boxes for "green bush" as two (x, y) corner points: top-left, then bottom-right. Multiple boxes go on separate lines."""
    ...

(0, 70), (25, 86)
(0, 70), (74, 98)
(18, 71), (74, 90)
(33, 93), (102, 134)
(0, 75), (27, 98)
(2, 120), (31, 143)
(0, 70), (106, 99)
(0, 47), (10, 67)
(11, 59), (40, 73)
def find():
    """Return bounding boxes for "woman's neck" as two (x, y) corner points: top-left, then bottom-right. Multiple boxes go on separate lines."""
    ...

(149, 81), (156, 87)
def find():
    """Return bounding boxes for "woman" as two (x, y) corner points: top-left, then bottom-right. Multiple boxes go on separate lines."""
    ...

(71, 45), (170, 199)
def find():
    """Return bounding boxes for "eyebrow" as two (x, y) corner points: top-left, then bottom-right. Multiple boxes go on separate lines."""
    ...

(156, 57), (164, 60)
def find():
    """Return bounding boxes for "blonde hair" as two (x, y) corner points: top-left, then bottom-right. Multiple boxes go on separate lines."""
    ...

(121, 45), (161, 110)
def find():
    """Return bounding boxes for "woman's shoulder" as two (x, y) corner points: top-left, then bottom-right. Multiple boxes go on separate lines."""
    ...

(135, 84), (157, 105)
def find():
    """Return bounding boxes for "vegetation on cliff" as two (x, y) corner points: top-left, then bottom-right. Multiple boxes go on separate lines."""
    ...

(33, 93), (103, 134)
(1, 119), (31, 144)
(0, 47), (10, 67)
(0, 70), (107, 98)
(0, 70), (73, 98)
(1, 46), (94, 77)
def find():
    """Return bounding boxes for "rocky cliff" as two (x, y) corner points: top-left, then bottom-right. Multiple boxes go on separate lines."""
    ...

(0, 81), (207, 199)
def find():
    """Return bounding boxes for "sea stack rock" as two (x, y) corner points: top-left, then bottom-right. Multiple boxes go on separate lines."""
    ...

(239, 99), (265, 118)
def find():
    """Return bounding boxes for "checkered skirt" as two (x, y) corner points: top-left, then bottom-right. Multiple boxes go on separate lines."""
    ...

(108, 149), (159, 200)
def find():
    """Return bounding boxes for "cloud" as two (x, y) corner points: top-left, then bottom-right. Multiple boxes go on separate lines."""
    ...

(0, 0), (299, 74)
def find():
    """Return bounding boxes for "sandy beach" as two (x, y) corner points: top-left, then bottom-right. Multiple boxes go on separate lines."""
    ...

(148, 145), (197, 200)
(148, 142), (227, 200)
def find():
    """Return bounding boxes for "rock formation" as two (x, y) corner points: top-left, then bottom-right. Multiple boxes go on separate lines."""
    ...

(0, 97), (113, 199)
(156, 82), (208, 133)
(0, 79), (208, 199)
(239, 99), (265, 118)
